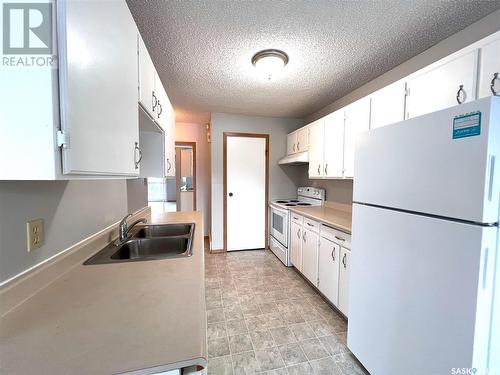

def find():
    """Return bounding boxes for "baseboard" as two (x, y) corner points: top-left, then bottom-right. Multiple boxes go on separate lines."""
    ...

(0, 206), (151, 318)
(210, 248), (225, 254)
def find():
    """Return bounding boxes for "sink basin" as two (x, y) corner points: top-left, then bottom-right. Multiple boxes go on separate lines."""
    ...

(132, 223), (193, 238)
(111, 237), (190, 260)
(84, 223), (195, 265)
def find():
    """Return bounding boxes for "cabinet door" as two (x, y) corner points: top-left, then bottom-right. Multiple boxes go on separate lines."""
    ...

(308, 119), (325, 178)
(138, 34), (156, 117)
(287, 132), (297, 155)
(318, 237), (340, 306)
(58, 0), (139, 176)
(407, 50), (478, 119)
(323, 111), (344, 178)
(338, 247), (351, 316)
(290, 221), (303, 270)
(478, 38), (500, 98)
(165, 104), (176, 177)
(370, 81), (407, 129)
(343, 98), (370, 178)
(296, 127), (309, 152)
(302, 228), (319, 286)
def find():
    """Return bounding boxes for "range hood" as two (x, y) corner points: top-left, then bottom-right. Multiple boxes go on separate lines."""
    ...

(278, 151), (309, 165)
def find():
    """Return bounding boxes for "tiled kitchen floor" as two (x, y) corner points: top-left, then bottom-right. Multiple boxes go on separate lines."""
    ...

(204, 248), (368, 375)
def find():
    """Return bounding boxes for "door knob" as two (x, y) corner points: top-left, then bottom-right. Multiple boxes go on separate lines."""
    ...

(229, 192), (234, 197)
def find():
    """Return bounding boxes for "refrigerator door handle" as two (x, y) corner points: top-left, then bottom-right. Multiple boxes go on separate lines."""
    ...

(487, 155), (495, 202)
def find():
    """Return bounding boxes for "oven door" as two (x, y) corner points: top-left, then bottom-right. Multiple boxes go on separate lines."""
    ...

(270, 206), (288, 247)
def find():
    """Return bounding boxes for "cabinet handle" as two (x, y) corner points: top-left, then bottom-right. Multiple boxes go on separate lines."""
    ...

(324, 164), (328, 175)
(297, 141), (300, 151)
(303, 231), (307, 242)
(334, 235), (345, 242)
(331, 248), (335, 261)
(306, 222), (314, 227)
(157, 102), (163, 118)
(317, 164), (321, 175)
(134, 142), (142, 169)
(152, 91), (157, 111)
(456, 85), (465, 104)
(166, 158), (172, 172)
(491, 72), (499, 96)
(293, 143), (296, 152)
(342, 253), (347, 268)
(297, 228), (301, 239)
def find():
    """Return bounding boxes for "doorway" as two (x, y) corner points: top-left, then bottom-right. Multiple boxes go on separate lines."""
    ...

(175, 142), (197, 212)
(223, 132), (269, 252)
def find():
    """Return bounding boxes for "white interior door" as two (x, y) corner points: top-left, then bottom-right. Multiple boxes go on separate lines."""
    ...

(226, 136), (267, 251)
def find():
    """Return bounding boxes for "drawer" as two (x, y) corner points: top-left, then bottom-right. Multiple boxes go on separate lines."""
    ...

(320, 224), (351, 249)
(291, 213), (303, 225)
(303, 217), (320, 233)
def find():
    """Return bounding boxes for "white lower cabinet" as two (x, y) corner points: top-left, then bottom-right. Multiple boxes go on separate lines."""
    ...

(290, 221), (303, 271)
(302, 226), (319, 286)
(338, 247), (351, 316)
(318, 237), (340, 305)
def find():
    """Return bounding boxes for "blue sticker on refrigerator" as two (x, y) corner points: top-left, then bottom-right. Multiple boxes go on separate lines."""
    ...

(453, 111), (481, 139)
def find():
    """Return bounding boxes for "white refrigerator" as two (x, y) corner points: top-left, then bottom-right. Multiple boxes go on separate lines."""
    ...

(348, 96), (500, 375)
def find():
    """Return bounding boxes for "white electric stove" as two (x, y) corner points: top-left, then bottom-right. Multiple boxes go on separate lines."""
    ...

(269, 187), (325, 266)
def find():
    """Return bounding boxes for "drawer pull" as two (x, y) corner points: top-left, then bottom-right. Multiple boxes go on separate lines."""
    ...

(306, 222), (314, 227)
(334, 235), (345, 242)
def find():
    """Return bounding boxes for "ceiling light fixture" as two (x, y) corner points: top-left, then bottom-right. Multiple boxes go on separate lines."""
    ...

(252, 49), (289, 80)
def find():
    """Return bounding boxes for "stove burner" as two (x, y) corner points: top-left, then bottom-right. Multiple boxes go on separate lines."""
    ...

(275, 200), (288, 203)
(297, 203), (311, 206)
(285, 203), (297, 206)
(289, 200), (300, 202)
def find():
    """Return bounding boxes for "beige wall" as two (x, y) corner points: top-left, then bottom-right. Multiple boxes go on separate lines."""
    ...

(210, 113), (303, 250)
(300, 9), (500, 205)
(175, 122), (211, 236)
(0, 179), (146, 283)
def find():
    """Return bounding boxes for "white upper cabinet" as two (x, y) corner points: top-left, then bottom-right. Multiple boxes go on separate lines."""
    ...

(138, 35), (156, 118)
(370, 81), (407, 129)
(59, 0), (139, 176)
(323, 111), (344, 178)
(343, 97), (370, 178)
(478, 37), (500, 98)
(406, 50), (478, 119)
(308, 119), (325, 178)
(287, 132), (298, 155)
(164, 101), (177, 177)
(296, 126), (309, 153)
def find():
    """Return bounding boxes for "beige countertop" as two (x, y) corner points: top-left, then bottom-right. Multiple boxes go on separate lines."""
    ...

(288, 204), (352, 233)
(0, 211), (206, 375)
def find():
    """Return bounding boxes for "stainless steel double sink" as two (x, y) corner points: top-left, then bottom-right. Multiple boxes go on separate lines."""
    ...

(84, 223), (195, 265)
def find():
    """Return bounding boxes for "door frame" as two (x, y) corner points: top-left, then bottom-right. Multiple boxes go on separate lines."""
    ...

(175, 141), (197, 210)
(223, 132), (269, 252)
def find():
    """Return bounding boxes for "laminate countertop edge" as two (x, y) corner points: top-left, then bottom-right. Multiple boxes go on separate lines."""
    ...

(288, 206), (352, 234)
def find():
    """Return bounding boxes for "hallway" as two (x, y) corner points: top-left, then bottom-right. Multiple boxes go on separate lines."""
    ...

(204, 249), (368, 374)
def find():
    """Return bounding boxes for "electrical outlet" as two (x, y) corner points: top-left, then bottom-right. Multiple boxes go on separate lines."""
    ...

(27, 219), (44, 252)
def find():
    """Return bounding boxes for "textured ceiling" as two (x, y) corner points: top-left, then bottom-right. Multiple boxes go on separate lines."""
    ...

(127, 0), (500, 122)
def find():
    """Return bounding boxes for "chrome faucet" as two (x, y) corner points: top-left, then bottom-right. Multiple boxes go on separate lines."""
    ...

(117, 214), (147, 245)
